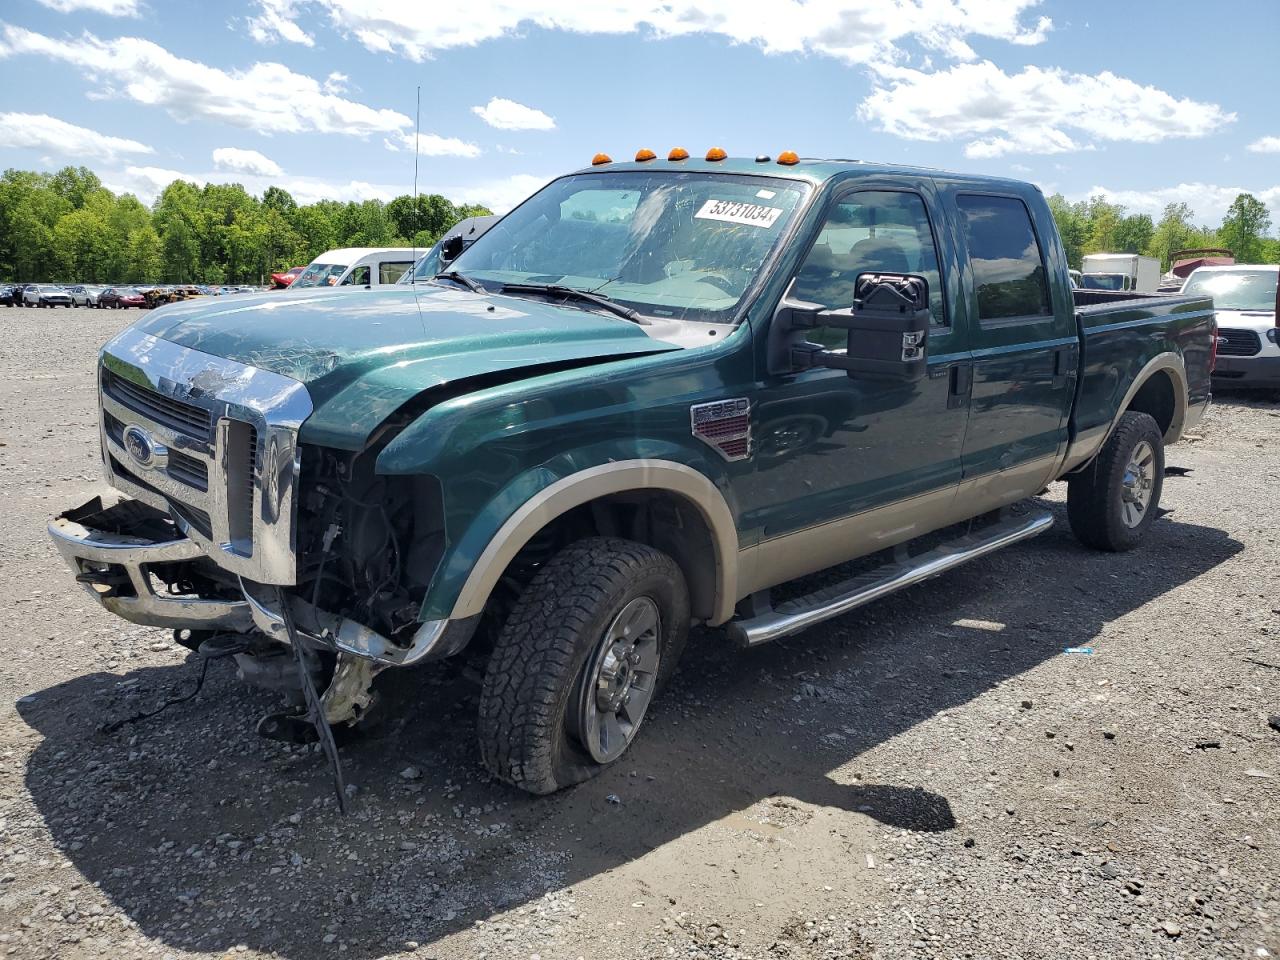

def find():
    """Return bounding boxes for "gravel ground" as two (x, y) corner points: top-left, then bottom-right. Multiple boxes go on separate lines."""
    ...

(0, 304), (1277, 960)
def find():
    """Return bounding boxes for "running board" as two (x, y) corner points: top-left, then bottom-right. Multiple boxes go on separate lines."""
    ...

(727, 510), (1054, 647)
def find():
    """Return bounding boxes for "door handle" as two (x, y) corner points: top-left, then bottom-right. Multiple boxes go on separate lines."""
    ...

(1052, 346), (1074, 388)
(948, 362), (973, 409)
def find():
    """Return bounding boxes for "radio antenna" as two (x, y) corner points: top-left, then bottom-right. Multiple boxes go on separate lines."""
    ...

(411, 84), (421, 285)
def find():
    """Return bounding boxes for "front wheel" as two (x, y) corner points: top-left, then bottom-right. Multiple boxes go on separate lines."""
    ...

(478, 537), (689, 794)
(1067, 410), (1164, 551)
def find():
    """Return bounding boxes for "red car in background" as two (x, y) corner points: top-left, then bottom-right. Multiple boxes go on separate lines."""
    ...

(269, 266), (304, 289)
(99, 287), (147, 309)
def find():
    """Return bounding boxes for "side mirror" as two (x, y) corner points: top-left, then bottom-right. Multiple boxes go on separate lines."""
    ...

(439, 234), (465, 264)
(769, 273), (931, 382)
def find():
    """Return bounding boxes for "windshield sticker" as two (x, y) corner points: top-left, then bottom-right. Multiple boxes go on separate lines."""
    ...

(755, 189), (777, 199)
(695, 199), (783, 228)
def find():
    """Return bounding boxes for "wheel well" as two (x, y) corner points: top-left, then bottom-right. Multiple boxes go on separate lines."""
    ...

(1126, 370), (1176, 437)
(498, 491), (720, 622)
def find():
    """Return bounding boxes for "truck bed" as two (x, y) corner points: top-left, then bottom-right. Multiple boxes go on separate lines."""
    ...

(1062, 289), (1216, 474)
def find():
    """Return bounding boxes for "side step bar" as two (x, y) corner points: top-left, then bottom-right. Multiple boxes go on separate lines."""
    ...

(727, 510), (1054, 647)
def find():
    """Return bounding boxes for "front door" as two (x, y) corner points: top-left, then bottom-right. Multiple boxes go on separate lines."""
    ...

(740, 183), (971, 590)
(941, 188), (1078, 509)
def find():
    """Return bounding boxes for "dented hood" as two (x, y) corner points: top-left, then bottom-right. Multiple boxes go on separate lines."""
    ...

(131, 285), (679, 449)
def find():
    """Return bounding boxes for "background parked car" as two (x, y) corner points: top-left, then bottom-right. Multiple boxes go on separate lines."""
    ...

(24, 284), (73, 308)
(0, 285), (13, 307)
(66, 284), (103, 307)
(1181, 264), (1280, 389)
(269, 266), (304, 289)
(98, 287), (146, 309)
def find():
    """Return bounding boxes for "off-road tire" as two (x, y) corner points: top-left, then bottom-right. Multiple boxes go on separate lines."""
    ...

(1067, 410), (1164, 551)
(478, 537), (689, 795)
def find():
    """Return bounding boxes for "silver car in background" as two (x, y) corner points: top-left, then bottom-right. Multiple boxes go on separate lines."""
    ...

(67, 284), (104, 307)
(1181, 265), (1280, 388)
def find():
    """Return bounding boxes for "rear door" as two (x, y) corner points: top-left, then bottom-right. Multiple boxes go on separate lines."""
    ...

(939, 186), (1077, 508)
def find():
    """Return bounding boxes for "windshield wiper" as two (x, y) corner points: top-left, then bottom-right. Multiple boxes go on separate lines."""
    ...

(500, 282), (645, 324)
(433, 271), (484, 293)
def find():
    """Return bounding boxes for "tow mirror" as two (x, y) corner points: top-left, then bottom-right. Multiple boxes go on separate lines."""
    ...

(439, 234), (465, 264)
(769, 273), (930, 382)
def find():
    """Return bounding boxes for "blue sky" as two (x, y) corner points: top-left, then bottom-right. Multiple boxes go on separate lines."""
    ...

(1, 0), (1277, 226)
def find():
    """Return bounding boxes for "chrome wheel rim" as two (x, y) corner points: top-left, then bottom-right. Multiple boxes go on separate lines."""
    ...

(574, 596), (661, 764)
(1120, 440), (1156, 528)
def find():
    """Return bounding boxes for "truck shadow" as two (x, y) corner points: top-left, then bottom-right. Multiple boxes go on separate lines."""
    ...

(16, 500), (1240, 958)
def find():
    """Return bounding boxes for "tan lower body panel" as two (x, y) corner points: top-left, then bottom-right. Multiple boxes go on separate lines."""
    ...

(737, 454), (1058, 600)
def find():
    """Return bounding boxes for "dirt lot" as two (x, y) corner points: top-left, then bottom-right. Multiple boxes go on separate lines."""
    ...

(0, 304), (1277, 960)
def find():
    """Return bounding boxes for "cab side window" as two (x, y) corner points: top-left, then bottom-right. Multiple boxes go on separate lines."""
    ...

(793, 190), (946, 327)
(955, 195), (1051, 321)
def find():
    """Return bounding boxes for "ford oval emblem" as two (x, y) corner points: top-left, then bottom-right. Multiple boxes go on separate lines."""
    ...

(122, 424), (155, 467)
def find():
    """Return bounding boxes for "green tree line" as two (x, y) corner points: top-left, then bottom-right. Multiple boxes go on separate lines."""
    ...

(1046, 191), (1278, 271)
(0, 165), (492, 285)
(3, 164), (1274, 284)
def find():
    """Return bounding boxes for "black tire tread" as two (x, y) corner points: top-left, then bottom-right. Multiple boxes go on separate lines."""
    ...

(477, 537), (687, 795)
(1067, 410), (1164, 551)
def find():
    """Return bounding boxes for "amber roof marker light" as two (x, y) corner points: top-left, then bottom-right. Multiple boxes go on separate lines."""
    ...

(668, 147), (690, 161)
(705, 146), (727, 161)
(634, 148), (656, 161)
(591, 152), (612, 166)
(776, 150), (800, 165)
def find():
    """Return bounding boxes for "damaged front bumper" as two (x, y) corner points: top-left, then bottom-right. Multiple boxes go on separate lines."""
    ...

(49, 493), (253, 632)
(49, 493), (476, 667)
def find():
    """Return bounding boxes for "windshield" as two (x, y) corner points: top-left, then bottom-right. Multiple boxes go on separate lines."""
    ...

(1081, 273), (1126, 290)
(1182, 269), (1278, 311)
(291, 262), (348, 288)
(401, 240), (445, 284)
(448, 171), (809, 322)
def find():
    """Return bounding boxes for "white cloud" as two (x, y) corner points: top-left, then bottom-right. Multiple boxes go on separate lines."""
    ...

(1246, 136), (1280, 154)
(323, 71), (348, 94)
(384, 132), (482, 158)
(0, 22), (409, 138)
(212, 147), (283, 177)
(246, 0), (1051, 65)
(858, 61), (1234, 157)
(471, 97), (555, 131)
(1077, 183), (1280, 228)
(35, 0), (140, 15)
(448, 173), (550, 213)
(1, 111), (153, 163)
(245, 0), (314, 46)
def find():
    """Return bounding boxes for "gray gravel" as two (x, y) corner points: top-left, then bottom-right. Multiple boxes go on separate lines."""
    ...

(0, 305), (1277, 959)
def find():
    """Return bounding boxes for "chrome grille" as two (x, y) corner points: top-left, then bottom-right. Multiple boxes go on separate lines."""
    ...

(102, 369), (213, 440)
(98, 328), (313, 585)
(167, 448), (209, 491)
(1217, 328), (1262, 358)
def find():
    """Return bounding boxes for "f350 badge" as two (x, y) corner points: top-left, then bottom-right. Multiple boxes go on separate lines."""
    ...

(690, 398), (751, 462)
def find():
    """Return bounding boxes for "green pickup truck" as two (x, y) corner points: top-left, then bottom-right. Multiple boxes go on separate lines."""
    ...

(50, 153), (1215, 794)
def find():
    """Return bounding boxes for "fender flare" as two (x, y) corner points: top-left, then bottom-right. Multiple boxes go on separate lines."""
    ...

(448, 459), (741, 625)
(1107, 351), (1189, 446)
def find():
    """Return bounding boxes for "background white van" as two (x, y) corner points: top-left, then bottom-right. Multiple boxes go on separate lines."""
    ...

(290, 247), (419, 290)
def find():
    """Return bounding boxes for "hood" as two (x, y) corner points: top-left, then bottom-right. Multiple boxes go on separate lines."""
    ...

(129, 285), (680, 449)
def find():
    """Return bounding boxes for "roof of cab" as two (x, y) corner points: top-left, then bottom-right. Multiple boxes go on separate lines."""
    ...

(311, 247), (419, 264)
(564, 155), (1037, 192)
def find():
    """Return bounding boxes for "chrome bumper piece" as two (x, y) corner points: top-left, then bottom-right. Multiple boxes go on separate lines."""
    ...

(49, 493), (252, 631)
(50, 492), (472, 667)
(240, 579), (472, 667)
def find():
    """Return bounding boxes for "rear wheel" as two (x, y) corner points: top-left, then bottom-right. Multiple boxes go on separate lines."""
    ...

(1067, 411), (1164, 551)
(478, 537), (689, 794)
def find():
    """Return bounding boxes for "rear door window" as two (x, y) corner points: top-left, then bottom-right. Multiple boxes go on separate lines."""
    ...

(955, 195), (1051, 321)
